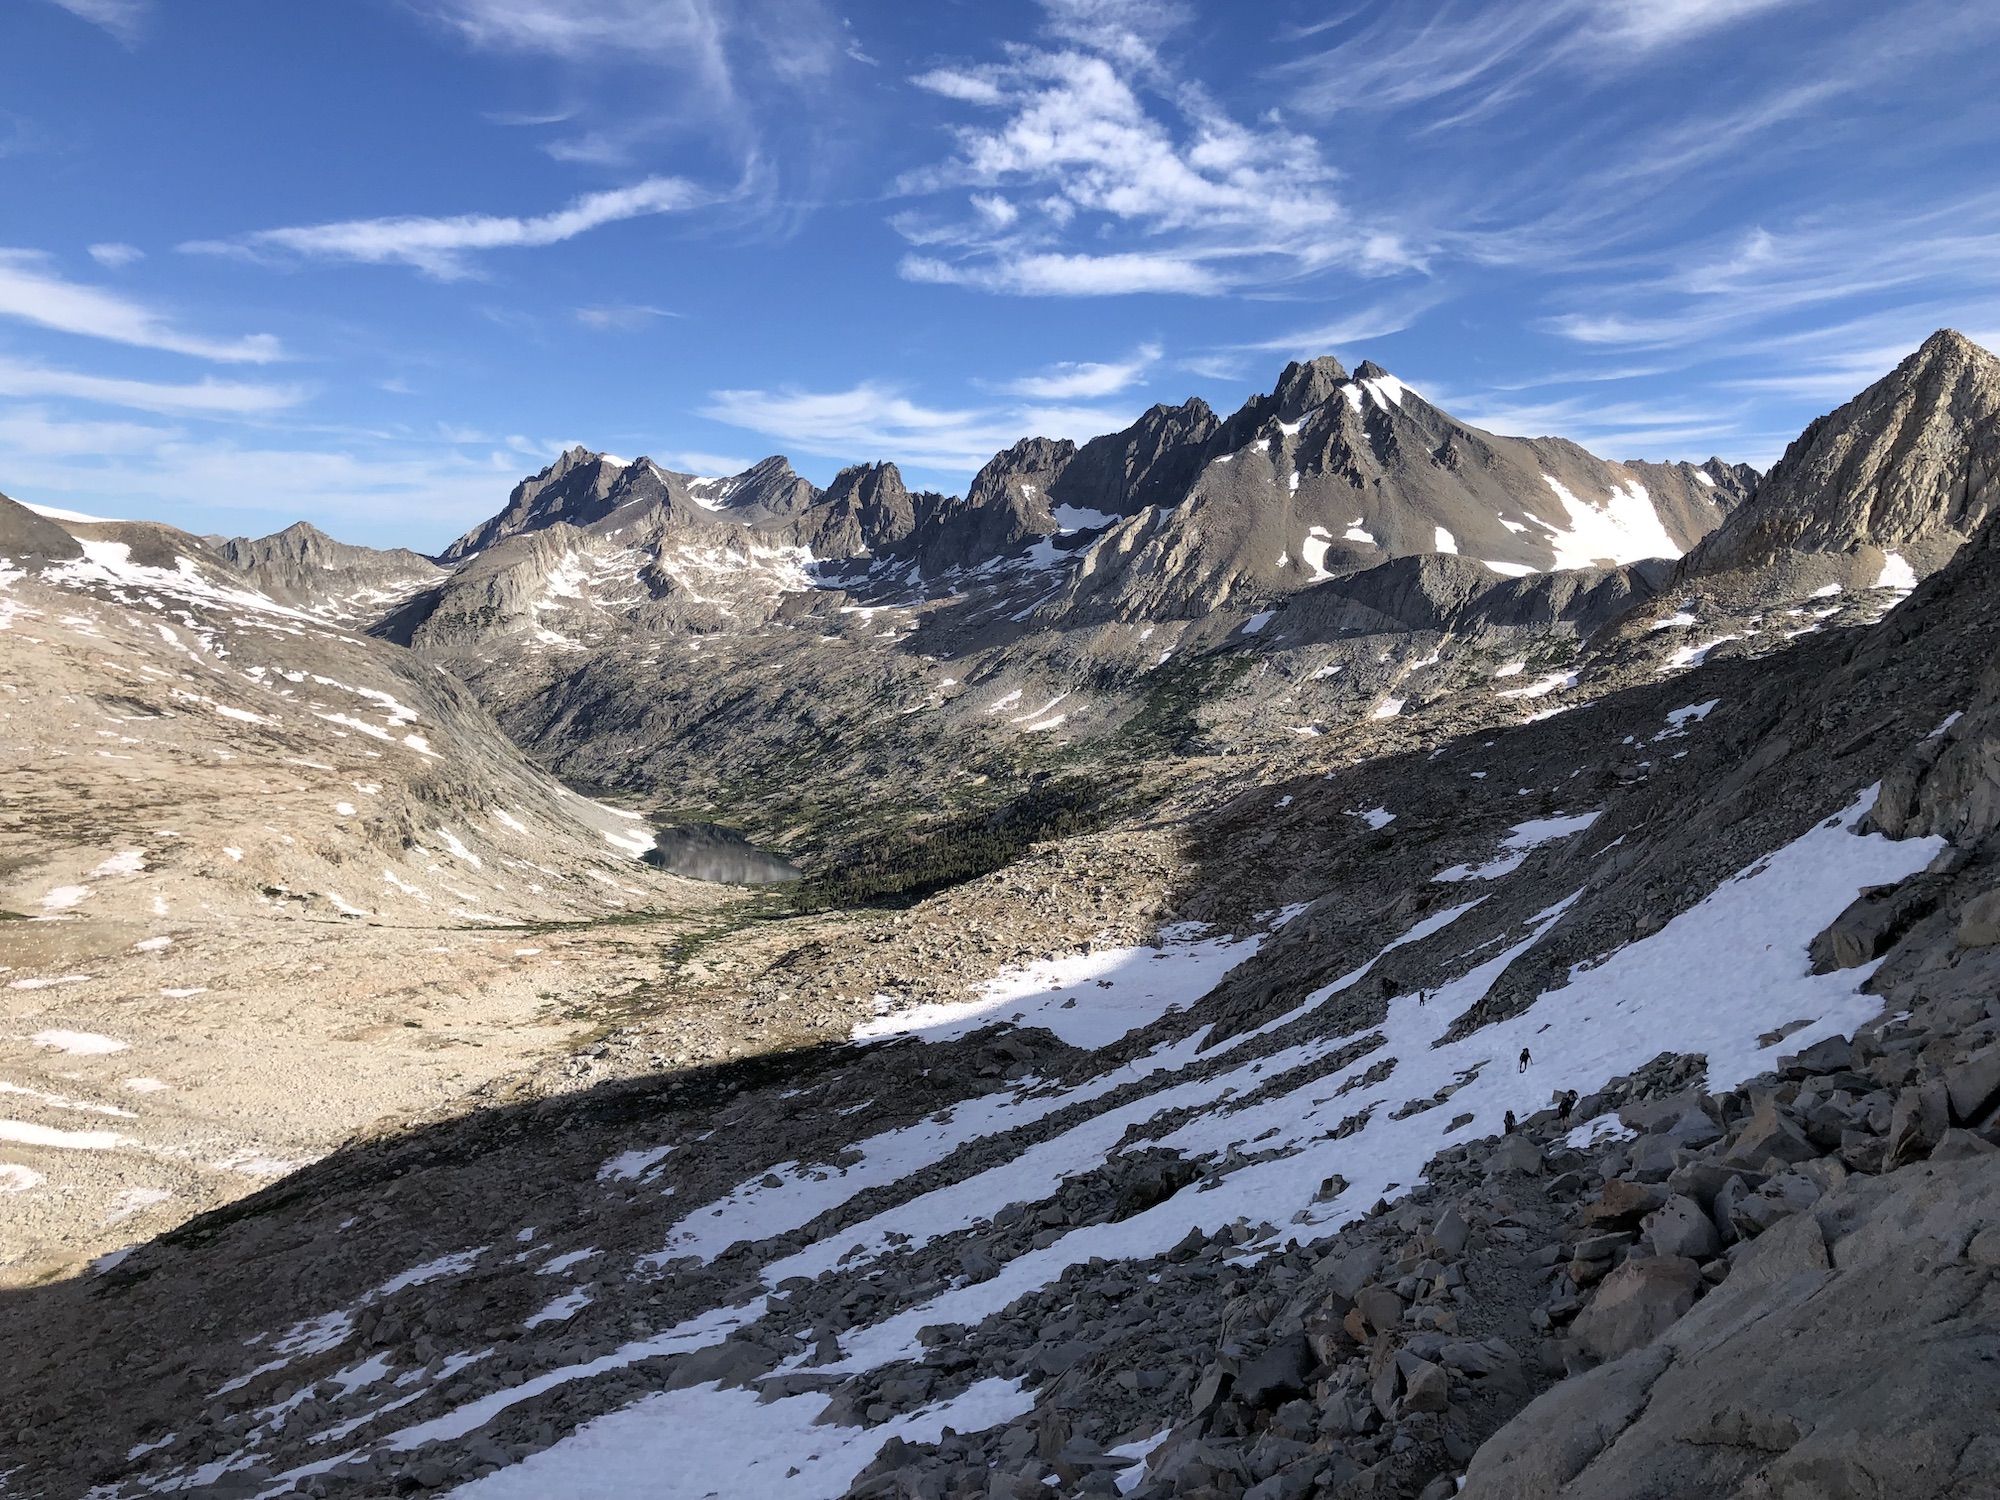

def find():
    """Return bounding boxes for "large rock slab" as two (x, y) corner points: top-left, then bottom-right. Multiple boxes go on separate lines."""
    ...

(1461, 1153), (2000, 1499)
(1568, 1255), (1702, 1362)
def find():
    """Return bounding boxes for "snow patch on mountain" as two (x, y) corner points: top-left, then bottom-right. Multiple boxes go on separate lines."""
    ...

(1540, 476), (1684, 568)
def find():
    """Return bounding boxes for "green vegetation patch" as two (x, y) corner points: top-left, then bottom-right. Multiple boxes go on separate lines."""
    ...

(793, 773), (1114, 912)
(1115, 652), (1255, 754)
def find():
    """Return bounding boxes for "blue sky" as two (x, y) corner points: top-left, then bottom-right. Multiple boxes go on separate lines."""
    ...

(3, 0), (1998, 550)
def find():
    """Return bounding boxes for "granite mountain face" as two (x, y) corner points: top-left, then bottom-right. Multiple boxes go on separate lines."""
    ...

(6, 336), (2000, 1500)
(364, 353), (1763, 834)
(1687, 328), (2000, 585)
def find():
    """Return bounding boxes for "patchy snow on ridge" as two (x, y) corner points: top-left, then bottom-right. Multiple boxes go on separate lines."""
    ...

(1874, 552), (1918, 592)
(1051, 504), (1117, 534)
(853, 925), (1265, 1050)
(1539, 476), (1683, 568)
(452, 1376), (1034, 1500)
(1434, 811), (1601, 883)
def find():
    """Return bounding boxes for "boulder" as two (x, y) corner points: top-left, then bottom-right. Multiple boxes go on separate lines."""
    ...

(1945, 1044), (2000, 1124)
(1319, 1244), (1384, 1302)
(1779, 1035), (1854, 1077)
(1725, 1099), (1819, 1170)
(1728, 1171), (1823, 1239)
(1885, 1080), (1951, 1166)
(1354, 1283), (1405, 1336)
(1569, 1256), (1703, 1362)
(1957, 887), (2000, 947)
(1485, 1135), (1543, 1177)
(1584, 1179), (1667, 1227)
(1931, 1127), (1999, 1162)
(1808, 877), (1940, 971)
(1457, 1344), (1674, 1498)
(1641, 1194), (1722, 1261)
(1233, 1335), (1312, 1408)
(1396, 1354), (1451, 1414)
(1432, 1205), (1471, 1258)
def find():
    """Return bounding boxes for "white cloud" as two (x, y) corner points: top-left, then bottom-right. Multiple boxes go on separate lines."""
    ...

(0, 357), (304, 416)
(1443, 392), (1735, 440)
(86, 241), (144, 268)
(1281, 0), (1802, 120)
(1228, 295), (1441, 357)
(664, 450), (761, 476)
(995, 342), (1160, 399)
(575, 303), (679, 330)
(702, 381), (1135, 472)
(911, 68), (1007, 106)
(1, 423), (522, 536)
(1715, 311), (2000, 400)
(0, 406), (179, 458)
(182, 177), (708, 279)
(422, 0), (850, 168)
(422, 0), (731, 61)
(893, 25), (1393, 299)
(1544, 196), (2000, 351)
(902, 251), (1223, 297)
(1594, 0), (1798, 51)
(41, 0), (148, 45)
(0, 250), (282, 363)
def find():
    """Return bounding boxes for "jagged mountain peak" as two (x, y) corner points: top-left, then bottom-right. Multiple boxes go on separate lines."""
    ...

(1688, 329), (2000, 584)
(687, 454), (823, 521)
(439, 445), (637, 563)
(1271, 354), (1351, 413)
(1917, 325), (1995, 361)
(825, 458), (908, 495)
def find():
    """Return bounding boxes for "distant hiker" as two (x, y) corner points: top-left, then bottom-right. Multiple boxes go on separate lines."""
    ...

(1503, 1109), (1517, 1133)
(1517, 1047), (1532, 1073)
(1556, 1089), (1577, 1120)
(1418, 988), (1429, 1006)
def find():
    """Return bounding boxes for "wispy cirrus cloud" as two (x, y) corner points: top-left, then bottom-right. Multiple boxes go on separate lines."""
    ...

(1280, 0), (1803, 123)
(0, 356), (304, 416)
(0, 250), (282, 362)
(180, 177), (709, 280)
(1227, 294), (1442, 358)
(574, 303), (679, 331)
(904, 251), (1225, 298)
(420, 0), (843, 79)
(422, 0), (856, 173)
(1544, 196), (2000, 353)
(993, 342), (1161, 399)
(702, 381), (1137, 473)
(86, 241), (143, 269)
(39, 0), (149, 46)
